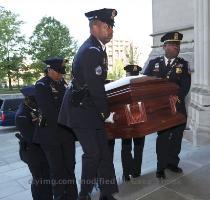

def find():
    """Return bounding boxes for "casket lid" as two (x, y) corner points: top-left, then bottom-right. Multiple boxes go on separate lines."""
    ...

(105, 74), (145, 91)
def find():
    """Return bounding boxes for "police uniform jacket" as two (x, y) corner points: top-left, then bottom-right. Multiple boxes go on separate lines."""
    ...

(144, 56), (191, 115)
(16, 102), (37, 144)
(15, 102), (47, 164)
(58, 35), (109, 129)
(33, 76), (68, 145)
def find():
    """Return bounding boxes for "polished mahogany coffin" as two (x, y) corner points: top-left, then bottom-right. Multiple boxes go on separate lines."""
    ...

(105, 75), (186, 139)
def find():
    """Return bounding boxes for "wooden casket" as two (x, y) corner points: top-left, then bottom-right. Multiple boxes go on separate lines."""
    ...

(105, 75), (186, 139)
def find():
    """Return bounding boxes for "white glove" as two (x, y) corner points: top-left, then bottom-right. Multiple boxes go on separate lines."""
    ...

(105, 112), (115, 123)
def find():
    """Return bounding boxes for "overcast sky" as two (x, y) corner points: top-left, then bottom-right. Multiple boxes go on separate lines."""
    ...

(1, 0), (153, 65)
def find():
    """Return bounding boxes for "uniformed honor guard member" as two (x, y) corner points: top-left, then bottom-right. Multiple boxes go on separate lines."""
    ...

(33, 57), (78, 200)
(121, 65), (145, 182)
(58, 8), (118, 200)
(144, 32), (191, 179)
(15, 86), (53, 200)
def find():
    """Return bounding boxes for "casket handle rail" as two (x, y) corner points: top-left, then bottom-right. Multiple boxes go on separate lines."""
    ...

(169, 95), (178, 114)
(124, 101), (147, 125)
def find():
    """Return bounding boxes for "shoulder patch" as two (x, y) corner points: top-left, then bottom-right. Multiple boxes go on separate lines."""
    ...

(89, 46), (101, 52)
(95, 66), (103, 76)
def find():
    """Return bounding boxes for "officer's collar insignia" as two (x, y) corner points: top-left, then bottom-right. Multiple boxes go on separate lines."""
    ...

(155, 63), (159, 68)
(95, 66), (103, 75)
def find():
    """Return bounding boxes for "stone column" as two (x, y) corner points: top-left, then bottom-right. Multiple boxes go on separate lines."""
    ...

(189, 0), (210, 145)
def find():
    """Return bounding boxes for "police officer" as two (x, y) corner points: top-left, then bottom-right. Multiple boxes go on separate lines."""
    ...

(144, 32), (191, 179)
(33, 57), (78, 199)
(58, 8), (118, 200)
(121, 65), (145, 181)
(15, 86), (53, 200)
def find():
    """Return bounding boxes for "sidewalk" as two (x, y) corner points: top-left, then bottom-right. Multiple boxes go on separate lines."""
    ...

(0, 129), (210, 200)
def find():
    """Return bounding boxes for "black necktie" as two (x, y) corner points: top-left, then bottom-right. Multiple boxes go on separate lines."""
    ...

(166, 59), (171, 68)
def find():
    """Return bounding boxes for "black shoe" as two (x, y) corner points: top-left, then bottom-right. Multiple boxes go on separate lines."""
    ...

(156, 170), (166, 179)
(99, 195), (117, 200)
(78, 194), (91, 200)
(167, 164), (183, 173)
(122, 174), (131, 182)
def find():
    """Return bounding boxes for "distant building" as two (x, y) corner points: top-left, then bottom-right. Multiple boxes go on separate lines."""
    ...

(106, 39), (138, 69)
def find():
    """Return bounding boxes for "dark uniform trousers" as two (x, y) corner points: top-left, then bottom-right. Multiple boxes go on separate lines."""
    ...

(156, 123), (186, 170)
(40, 132), (77, 200)
(73, 128), (118, 196)
(121, 137), (145, 177)
(20, 144), (53, 200)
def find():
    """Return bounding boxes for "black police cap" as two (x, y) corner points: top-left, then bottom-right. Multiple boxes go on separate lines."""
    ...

(20, 85), (35, 97)
(85, 8), (117, 27)
(160, 31), (183, 44)
(124, 64), (142, 76)
(43, 56), (68, 74)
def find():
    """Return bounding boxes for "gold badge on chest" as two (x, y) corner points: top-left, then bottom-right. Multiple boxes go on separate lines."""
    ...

(175, 64), (183, 74)
(176, 68), (182, 74)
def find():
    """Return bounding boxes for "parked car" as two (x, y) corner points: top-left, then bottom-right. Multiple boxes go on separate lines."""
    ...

(0, 98), (23, 126)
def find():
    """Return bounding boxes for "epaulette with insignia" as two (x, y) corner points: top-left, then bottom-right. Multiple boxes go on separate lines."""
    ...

(18, 115), (27, 118)
(89, 46), (101, 52)
(177, 57), (187, 62)
(36, 82), (45, 86)
(152, 56), (163, 63)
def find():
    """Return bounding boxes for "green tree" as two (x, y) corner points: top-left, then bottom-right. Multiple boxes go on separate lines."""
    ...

(108, 59), (125, 80)
(125, 43), (139, 65)
(29, 16), (77, 75)
(0, 7), (27, 90)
